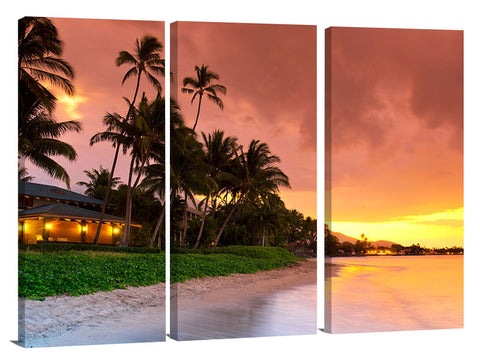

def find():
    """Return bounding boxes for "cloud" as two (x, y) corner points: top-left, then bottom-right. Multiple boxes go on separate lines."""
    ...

(328, 28), (463, 223)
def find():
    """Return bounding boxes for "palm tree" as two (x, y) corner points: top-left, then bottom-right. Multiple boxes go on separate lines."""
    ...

(120, 94), (165, 246)
(76, 165), (121, 199)
(93, 35), (164, 244)
(181, 64), (226, 131)
(18, 166), (34, 182)
(193, 130), (238, 249)
(18, 17), (80, 188)
(247, 193), (287, 247)
(18, 17), (75, 115)
(213, 140), (290, 249)
(140, 159), (165, 248)
(141, 98), (183, 248)
(170, 108), (207, 246)
(18, 89), (81, 188)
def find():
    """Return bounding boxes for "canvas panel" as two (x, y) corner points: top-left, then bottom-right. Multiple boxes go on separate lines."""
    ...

(18, 17), (166, 347)
(170, 21), (317, 341)
(325, 26), (463, 333)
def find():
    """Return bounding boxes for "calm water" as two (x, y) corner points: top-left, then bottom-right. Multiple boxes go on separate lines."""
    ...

(174, 283), (317, 341)
(325, 255), (463, 333)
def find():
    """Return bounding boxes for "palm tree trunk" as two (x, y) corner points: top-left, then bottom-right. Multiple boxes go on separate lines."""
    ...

(120, 156), (136, 247)
(194, 192), (209, 249)
(181, 192), (188, 246)
(262, 228), (265, 247)
(192, 94), (203, 131)
(213, 201), (239, 250)
(93, 145), (119, 244)
(149, 204), (165, 248)
(93, 71), (143, 244)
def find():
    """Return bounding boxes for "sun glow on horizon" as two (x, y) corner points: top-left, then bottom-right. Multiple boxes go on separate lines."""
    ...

(331, 207), (463, 248)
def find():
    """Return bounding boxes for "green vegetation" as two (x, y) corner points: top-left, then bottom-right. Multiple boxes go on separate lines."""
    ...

(170, 246), (302, 283)
(19, 245), (299, 299)
(19, 250), (165, 300)
(19, 243), (162, 254)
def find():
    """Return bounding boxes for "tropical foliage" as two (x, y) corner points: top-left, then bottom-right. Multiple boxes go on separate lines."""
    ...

(91, 35), (165, 244)
(18, 17), (81, 188)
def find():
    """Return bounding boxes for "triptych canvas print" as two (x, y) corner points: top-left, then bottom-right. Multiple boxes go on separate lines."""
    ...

(17, 16), (463, 348)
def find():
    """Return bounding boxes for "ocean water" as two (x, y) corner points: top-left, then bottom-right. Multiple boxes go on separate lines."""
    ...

(325, 255), (463, 333)
(174, 283), (317, 341)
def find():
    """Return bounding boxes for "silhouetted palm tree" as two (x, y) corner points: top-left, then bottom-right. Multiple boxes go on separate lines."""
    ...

(18, 17), (80, 188)
(213, 140), (290, 249)
(18, 90), (81, 188)
(181, 64), (226, 131)
(120, 94), (165, 246)
(76, 165), (121, 199)
(18, 17), (75, 115)
(93, 35), (164, 244)
(194, 130), (238, 249)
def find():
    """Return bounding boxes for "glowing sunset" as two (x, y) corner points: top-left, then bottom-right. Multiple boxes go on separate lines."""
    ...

(326, 27), (463, 248)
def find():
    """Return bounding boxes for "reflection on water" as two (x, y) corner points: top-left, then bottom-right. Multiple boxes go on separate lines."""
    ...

(326, 255), (463, 333)
(174, 284), (316, 341)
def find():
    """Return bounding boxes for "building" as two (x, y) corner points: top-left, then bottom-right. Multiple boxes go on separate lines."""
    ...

(18, 181), (136, 245)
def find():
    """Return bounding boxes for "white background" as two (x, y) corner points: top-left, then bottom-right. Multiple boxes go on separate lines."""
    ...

(2, 1), (479, 359)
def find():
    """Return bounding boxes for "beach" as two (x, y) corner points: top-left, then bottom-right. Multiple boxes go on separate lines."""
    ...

(21, 258), (316, 346)
(172, 258), (317, 340)
(173, 258), (317, 306)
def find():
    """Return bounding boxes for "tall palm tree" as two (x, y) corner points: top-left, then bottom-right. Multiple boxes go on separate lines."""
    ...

(18, 17), (75, 115)
(76, 165), (121, 199)
(120, 94), (165, 246)
(93, 35), (164, 244)
(18, 89), (81, 188)
(141, 98), (183, 248)
(170, 109), (207, 246)
(193, 130), (238, 249)
(213, 140), (290, 249)
(181, 64), (226, 131)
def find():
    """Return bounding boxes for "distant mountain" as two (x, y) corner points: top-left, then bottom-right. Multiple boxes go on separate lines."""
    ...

(331, 231), (359, 244)
(331, 231), (398, 248)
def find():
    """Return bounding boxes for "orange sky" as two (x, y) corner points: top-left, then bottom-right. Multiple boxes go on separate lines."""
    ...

(326, 27), (463, 247)
(172, 22), (317, 218)
(24, 19), (317, 219)
(23, 18), (165, 196)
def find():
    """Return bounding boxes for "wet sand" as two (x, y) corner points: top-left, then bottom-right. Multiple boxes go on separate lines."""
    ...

(171, 259), (317, 340)
(325, 260), (343, 278)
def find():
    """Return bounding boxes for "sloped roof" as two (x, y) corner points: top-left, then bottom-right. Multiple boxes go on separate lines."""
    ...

(18, 203), (130, 224)
(18, 181), (106, 206)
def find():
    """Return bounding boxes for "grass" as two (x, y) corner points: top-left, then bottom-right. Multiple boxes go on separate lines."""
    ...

(19, 245), (301, 299)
